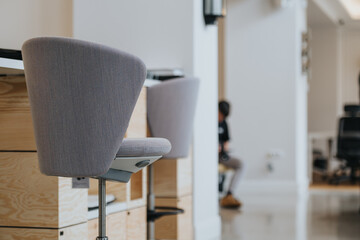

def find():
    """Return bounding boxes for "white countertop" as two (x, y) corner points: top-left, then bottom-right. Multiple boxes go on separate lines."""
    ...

(0, 57), (161, 87)
(0, 57), (23, 70)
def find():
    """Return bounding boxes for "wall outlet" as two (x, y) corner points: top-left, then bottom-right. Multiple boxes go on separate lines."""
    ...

(266, 149), (285, 160)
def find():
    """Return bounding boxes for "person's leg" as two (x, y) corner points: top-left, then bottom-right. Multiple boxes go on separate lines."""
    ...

(219, 156), (244, 208)
(220, 156), (244, 194)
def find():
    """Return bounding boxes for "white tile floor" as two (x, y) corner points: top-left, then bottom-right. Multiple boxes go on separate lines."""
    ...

(220, 189), (360, 240)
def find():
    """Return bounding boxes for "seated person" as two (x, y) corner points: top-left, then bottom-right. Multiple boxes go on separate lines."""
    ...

(218, 100), (244, 209)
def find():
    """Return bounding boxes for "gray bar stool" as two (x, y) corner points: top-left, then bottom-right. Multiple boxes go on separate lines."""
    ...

(22, 37), (171, 240)
(146, 77), (199, 240)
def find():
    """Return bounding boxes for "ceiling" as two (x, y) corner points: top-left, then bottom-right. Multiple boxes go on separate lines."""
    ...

(308, 0), (360, 29)
(307, 0), (335, 28)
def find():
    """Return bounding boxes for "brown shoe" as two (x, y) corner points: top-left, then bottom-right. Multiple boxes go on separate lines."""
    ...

(220, 194), (242, 209)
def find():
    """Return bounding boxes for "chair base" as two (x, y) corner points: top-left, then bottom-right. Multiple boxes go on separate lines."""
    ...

(329, 165), (360, 185)
(147, 206), (184, 222)
(96, 237), (108, 240)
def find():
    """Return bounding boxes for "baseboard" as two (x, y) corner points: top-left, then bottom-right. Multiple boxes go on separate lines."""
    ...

(235, 180), (308, 196)
(193, 215), (221, 240)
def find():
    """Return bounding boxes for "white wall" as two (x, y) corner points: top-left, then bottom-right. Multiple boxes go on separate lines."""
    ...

(0, 0), (72, 49)
(341, 30), (360, 106)
(308, 0), (360, 132)
(73, 0), (193, 72)
(73, 1), (220, 239)
(308, 27), (360, 133)
(225, 0), (308, 193)
(191, 1), (221, 238)
(295, 0), (308, 193)
(308, 27), (339, 133)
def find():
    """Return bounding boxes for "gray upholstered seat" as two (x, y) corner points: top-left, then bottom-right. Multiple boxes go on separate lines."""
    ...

(22, 37), (171, 240)
(101, 138), (171, 182)
(147, 77), (200, 158)
(146, 77), (199, 239)
(116, 138), (171, 157)
(22, 37), (170, 178)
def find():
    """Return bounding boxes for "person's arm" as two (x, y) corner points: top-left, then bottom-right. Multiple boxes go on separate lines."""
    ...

(223, 121), (230, 152)
(223, 141), (230, 152)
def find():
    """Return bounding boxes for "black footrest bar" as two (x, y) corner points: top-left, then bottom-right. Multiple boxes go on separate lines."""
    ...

(147, 206), (184, 222)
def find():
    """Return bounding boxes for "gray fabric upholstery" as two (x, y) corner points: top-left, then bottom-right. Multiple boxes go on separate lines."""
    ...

(147, 78), (199, 158)
(117, 138), (171, 157)
(22, 37), (146, 177)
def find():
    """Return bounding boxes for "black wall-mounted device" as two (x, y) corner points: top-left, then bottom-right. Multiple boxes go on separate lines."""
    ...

(203, 0), (226, 25)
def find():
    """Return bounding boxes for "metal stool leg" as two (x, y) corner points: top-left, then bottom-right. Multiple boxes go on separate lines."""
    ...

(97, 178), (108, 240)
(147, 164), (155, 240)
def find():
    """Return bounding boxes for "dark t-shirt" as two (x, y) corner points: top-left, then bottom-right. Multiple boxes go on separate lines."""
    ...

(218, 120), (230, 144)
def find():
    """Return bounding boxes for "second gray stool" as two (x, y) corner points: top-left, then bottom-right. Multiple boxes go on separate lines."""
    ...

(147, 77), (199, 240)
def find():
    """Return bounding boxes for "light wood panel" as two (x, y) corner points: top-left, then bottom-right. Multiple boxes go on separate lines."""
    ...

(88, 178), (127, 203)
(126, 207), (146, 240)
(88, 207), (146, 240)
(153, 159), (177, 197)
(0, 152), (58, 227)
(58, 177), (88, 228)
(153, 153), (192, 198)
(88, 211), (127, 240)
(126, 88), (147, 138)
(177, 151), (193, 197)
(128, 168), (147, 209)
(59, 223), (88, 240)
(0, 76), (36, 150)
(0, 152), (87, 228)
(130, 170), (143, 200)
(177, 195), (193, 240)
(0, 222), (87, 240)
(155, 195), (193, 240)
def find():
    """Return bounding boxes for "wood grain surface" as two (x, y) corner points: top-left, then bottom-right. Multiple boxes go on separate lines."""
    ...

(130, 170), (143, 200)
(88, 178), (128, 203)
(0, 152), (87, 228)
(126, 88), (147, 138)
(88, 207), (146, 240)
(0, 76), (36, 150)
(88, 211), (127, 240)
(153, 154), (192, 198)
(0, 152), (58, 227)
(155, 195), (193, 240)
(126, 206), (146, 240)
(58, 177), (88, 228)
(0, 222), (87, 240)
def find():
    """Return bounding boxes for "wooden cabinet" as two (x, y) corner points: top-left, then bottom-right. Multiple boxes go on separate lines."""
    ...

(0, 73), (148, 240)
(88, 207), (146, 240)
(153, 153), (192, 198)
(152, 150), (194, 239)
(0, 152), (87, 228)
(155, 195), (193, 240)
(0, 223), (87, 240)
(0, 76), (36, 150)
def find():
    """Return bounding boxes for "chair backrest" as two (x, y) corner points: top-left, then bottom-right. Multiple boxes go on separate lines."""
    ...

(147, 78), (199, 158)
(337, 117), (360, 160)
(22, 37), (146, 177)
